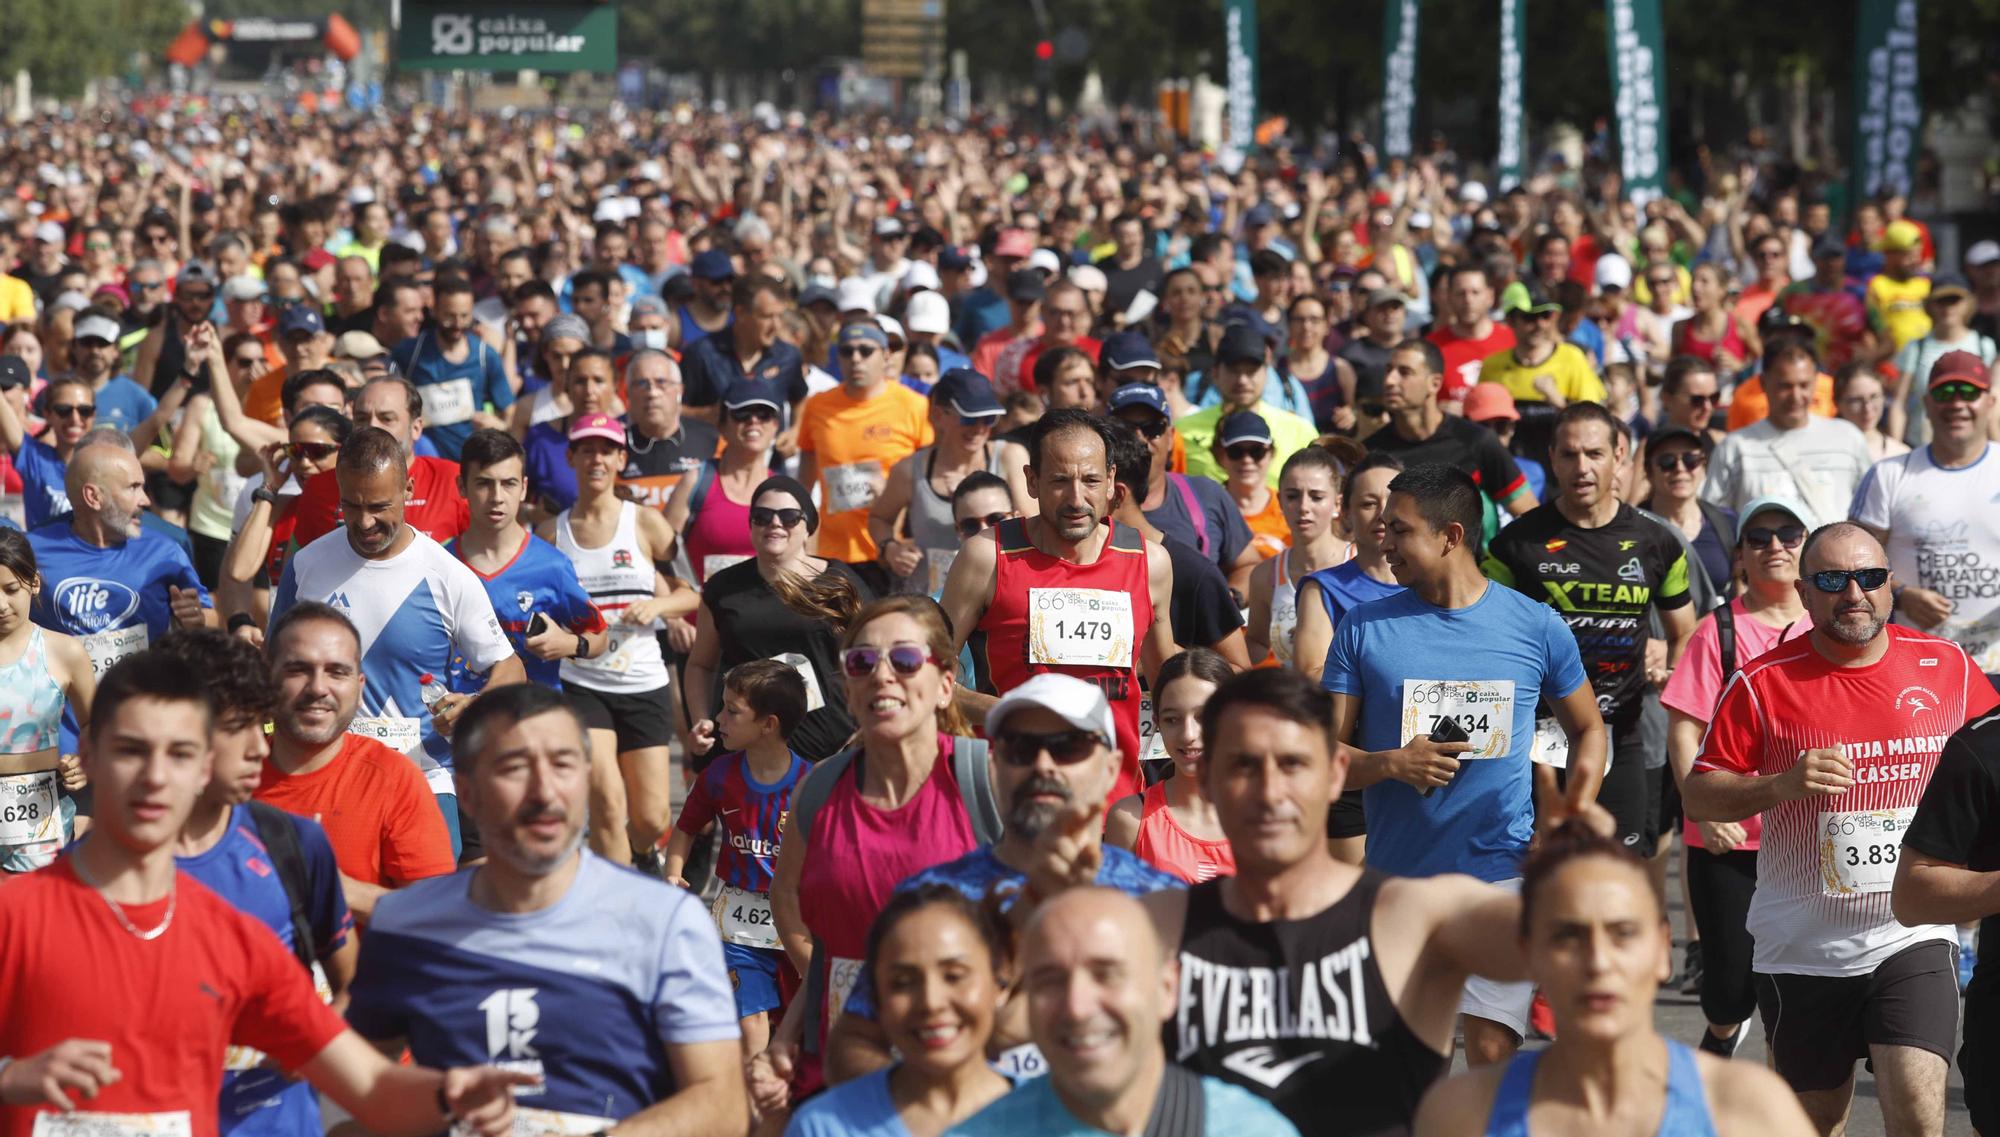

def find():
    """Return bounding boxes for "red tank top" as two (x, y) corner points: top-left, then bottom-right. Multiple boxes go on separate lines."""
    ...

(981, 518), (1151, 803)
(1673, 314), (1747, 368)
(1133, 781), (1236, 884)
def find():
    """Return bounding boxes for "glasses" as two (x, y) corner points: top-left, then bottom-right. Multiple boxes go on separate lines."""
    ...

(956, 511), (1011, 538)
(145, 232), (175, 245)
(84, 242), (112, 252)
(1744, 524), (1806, 549)
(130, 280), (163, 291)
(1225, 443), (1270, 462)
(1047, 307), (1086, 321)
(49, 403), (96, 420)
(1120, 414), (1170, 440)
(1652, 452), (1704, 473)
(750, 506), (806, 529)
(1683, 393), (1720, 408)
(1810, 567), (1890, 593)
(233, 354), (267, 368)
(1931, 382), (1985, 404)
(1648, 277), (1677, 289)
(838, 345), (879, 358)
(996, 728), (1104, 767)
(840, 643), (939, 678)
(958, 414), (1000, 429)
(728, 405), (778, 423)
(288, 441), (341, 463)
(180, 290), (215, 303)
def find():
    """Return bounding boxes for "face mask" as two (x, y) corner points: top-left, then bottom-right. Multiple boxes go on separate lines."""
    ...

(634, 328), (669, 351)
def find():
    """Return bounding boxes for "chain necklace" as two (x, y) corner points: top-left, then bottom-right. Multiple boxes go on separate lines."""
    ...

(70, 844), (176, 941)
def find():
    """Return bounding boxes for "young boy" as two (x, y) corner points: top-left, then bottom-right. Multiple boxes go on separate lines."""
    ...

(662, 659), (810, 1056)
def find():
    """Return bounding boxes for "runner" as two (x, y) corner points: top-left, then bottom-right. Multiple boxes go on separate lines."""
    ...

(1245, 445), (1349, 668)
(1701, 341), (1872, 526)
(345, 683), (749, 1136)
(1212, 412), (1288, 559)
(1105, 419), (1250, 668)
(521, 347), (621, 514)
(1363, 340), (1537, 536)
(797, 323), (934, 568)
(1107, 383), (1258, 582)
(1294, 450), (1407, 684)
(1177, 325), (1320, 486)
(1324, 463), (1609, 1064)
(289, 376), (471, 548)
(1482, 403), (1697, 852)
(1107, 648), (1236, 883)
(664, 377), (779, 590)
(0, 528), (93, 874)
(867, 368), (1008, 596)
(386, 276), (512, 462)
(0, 367), (100, 528)
(617, 349), (720, 511)
(1426, 264), (1515, 411)
(1687, 523), (1998, 1137)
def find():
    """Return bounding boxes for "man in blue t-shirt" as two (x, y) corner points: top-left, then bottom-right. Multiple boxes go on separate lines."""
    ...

(1322, 462), (1606, 1065)
(71, 314), (157, 434)
(388, 278), (512, 461)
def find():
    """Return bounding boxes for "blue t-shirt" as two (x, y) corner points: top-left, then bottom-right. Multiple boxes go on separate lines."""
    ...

(1323, 581), (1587, 882)
(785, 1068), (911, 1137)
(946, 1074), (1300, 1137)
(1304, 561), (1404, 638)
(447, 532), (604, 690)
(92, 376), (159, 435)
(15, 438), (68, 528)
(346, 853), (741, 1124)
(388, 331), (513, 461)
(176, 805), (353, 1137)
(520, 420), (578, 514)
(1145, 473), (1252, 570)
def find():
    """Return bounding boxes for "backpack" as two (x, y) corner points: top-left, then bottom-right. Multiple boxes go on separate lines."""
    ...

(246, 800), (320, 973)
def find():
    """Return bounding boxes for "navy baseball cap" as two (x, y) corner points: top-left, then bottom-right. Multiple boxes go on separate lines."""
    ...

(1007, 268), (1047, 304)
(721, 378), (783, 412)
(799, 283), (838, 309)
(0, 355), (30, 390)
(1101, 331), (1162, 372)
(1109, 382), (1169, 418)
(1216, 323), (1268, 366)
(278, 306), (325, 337)
(1217, 411), (1273, 447)
(691, 249), (736, 281)
(1243, 203), (1279, 227)
(933, 368), (1003, 418)
(938, 246), (973, 272)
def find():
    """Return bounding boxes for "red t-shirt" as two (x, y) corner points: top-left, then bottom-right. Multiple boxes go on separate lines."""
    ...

(0, 860), (348, 1137)
(255, 734), (457, 888)
(1427, 323), (1517, 404)
(290, 455), (470, 549)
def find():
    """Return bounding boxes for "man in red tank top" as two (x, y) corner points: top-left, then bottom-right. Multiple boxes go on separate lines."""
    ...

(940, 408), (1176, 804)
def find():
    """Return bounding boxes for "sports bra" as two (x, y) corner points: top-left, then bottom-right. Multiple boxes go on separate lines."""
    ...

(0, 627), (64, 755)
(1483, 1040), (1719, 1137)
(1132, 781), (1235, 884)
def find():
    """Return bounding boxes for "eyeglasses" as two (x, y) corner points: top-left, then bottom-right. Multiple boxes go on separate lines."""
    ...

(840, 643), (939, 678)
(996, 728), (1104, 767)
(1225, 443), (1270, 462)
(838, 345), (879, 358)
(1810, 567), (1890, 593)
(956, 511), (1012, 538)
(179, 290), (215, 303)
(750, 506), (806, 529)
(1652, 452), (1704, 473)
(1931, 382), (1985, 404)
(1647, 277), (1677, 289)
(728, 405), (778, 424)
(49, 403), (95, 420)
(144, 233), (175, 245)
(1744, 524), (1805, 549)
(1119, 414), (1170, 440)
(288, 441), (340, 463)
(1047, 307), (1086, 321)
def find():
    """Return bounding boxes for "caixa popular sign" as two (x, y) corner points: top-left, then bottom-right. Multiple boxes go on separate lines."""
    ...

(399, 2), (617, 72)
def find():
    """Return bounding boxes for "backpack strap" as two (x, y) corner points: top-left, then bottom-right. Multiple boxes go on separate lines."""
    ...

(791, 748), (859, 1052)
(1141, 1063), (1209, 1137)
(1715, 600), (1739, 683)
(949, 736), (1002, 846)
(246, 801), (318, 973)
(1166, 473), (1210, 556)
(687, 459), (718, 518)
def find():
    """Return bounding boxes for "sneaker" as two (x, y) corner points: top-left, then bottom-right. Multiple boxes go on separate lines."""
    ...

(1679, 942), (1704, 996)
(1697, 1019), (1750, 1058)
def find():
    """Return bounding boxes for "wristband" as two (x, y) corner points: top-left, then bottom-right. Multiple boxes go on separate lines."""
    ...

(575, 634), (588, 659)
(227, 613), (257, 634)
(436, 1085), (454, 1122)
(252, 487), (280, 507)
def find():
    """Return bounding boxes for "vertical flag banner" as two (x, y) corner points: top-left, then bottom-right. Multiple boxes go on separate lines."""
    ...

(1497, 0), (1524, 190)
(1849, 0), (1920, 205)
(1380, 0), (1419, 159)
(1224, 0), (1258, 156)
(1605, 0), (1668, 203)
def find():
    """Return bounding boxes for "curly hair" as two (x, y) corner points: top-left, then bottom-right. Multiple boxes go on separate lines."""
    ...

(154, 627), (280, 722)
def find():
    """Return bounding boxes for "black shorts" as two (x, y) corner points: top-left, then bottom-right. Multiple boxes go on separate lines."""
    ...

(1656, 761), (1683, 840)
(1960, 976), (2000, 1134)
(566, 682), (674, 753)
(1589, 711), (1657, 853)
(1327, 788), (1367, 839)
(1755, 939), (1960, 1092)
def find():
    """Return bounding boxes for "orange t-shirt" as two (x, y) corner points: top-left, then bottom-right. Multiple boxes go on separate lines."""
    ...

(1239, 487), (1290, 559)
(1724, 371), (1837, 431)
(242, 364), (289, 426)
(254, 733), (457, 887)
(799, 382), (934, 563)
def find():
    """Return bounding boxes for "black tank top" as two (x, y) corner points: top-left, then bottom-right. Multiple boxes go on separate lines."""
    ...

(1167, 871), (1448, 1137)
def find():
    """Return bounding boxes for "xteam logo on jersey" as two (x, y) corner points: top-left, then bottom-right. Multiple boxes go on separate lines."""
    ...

(53, 577), (140, 633)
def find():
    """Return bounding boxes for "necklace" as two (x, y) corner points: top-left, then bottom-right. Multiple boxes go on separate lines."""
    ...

(71, 845), (176, 941)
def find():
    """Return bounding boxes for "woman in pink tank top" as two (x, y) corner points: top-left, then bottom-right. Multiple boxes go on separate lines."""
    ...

(754, 596), (983, 1116)
(665, 386), (774, 585)
(1107, 648), (1236, 884)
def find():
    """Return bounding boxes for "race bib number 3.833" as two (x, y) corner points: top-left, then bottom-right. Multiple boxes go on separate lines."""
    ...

(1820, 807), (1915, 896)
(1399, 679), (1516, 758)
(1027, 588), (1134, 668)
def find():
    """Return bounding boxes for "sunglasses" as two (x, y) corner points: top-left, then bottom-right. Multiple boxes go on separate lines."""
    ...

(1811, 567), (1890, 593)
(1931, 382), (1985, 404)
(1225, 443), (1271, 462)
(1120, 414), (1170, 440)
(1652, 452), (1704, 473)
(84, 242), (112, 252)
(289, 441), (340, 463)
(959, 414), (1001, 429)
(728, 405), (778, 423)
(129, 280), (163, 291)
(840, 643), (939, 678)
(1684, 393), (1719, 407)
(234, 354), (267, 367)
(179, 290), (215, 303)
(838, 345), (879, 358)
(1744, 524), (1805, 549)
(49, 403), (96, 419)
(750, 506), (806, 529)
(996, 728), (1104, 767)
(956, 511), (1011, 538)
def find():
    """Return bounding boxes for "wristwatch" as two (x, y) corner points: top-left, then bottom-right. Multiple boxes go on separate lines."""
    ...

(227, 613), (258, 634)
(575, 634), (589, 659)
(251, 487), (281, 507)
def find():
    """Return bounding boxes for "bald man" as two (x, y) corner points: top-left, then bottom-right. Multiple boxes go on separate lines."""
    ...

(946, 888), (1299, 1137)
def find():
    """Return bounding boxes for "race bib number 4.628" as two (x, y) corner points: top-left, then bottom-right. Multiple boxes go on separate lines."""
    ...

(1820, 807), (1915, 896)
(1027, 588), (1134, 668)
(1399, 679), (1516, 758)
(33, 1112), (192, 1137)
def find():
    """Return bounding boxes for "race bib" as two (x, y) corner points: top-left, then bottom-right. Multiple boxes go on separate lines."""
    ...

(80, 624), (148, 679)
(590, 625), (642, 674)
(1399, 679), (1516, 758)
(1820, 807), (1915, 896)
(1027, 588), (1134, 668)
(419, 378), (477, 426)
(452, 1108), (610, 1137)
(712, 884), (780, 949)
(34, 1112), (191, 1137)
(926, 547), (957, 595)
(991, 1043), (1048, 1080)
(1528, 716), (1570, 769)
(0, 769), (60, 847)
(702, 553), (750, 581)
(823, 461), (883, 514)
(827, 955), (865, 1023)
(1138, 690), (1165, 766)
(775, 652), (825, 712)
(350, 715), (423, 756)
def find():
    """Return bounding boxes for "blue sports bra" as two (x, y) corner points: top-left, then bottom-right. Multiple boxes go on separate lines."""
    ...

(0, 627), (65, 755)
(1484, 1040), (1720, 1137)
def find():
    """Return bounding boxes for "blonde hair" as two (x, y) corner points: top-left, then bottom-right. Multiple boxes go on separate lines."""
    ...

(841, 595), (973, 737)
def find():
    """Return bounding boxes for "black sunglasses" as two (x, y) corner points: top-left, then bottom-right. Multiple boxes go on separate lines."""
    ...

(956, 512), (1011, 539)
(1744, 524), (1805, 549)
(840, 643), (937, 678)
(233, 354), (267, 367)
(49, 403), (96, 419)
(1931, 382), (1984, 404)
(729, 405), (778, 423)
(838, 345), (880, 358)
(288, 441), (341, 463)
(750, 506), (805, 529)
(1652, 452), (1704, 473)
(1684, 393), (1719, 407)
(1810, 567), (1890, 593)
(996, 728), (1104, 767)
(1225, 443), (1271, 462)
(1119, 414), (1169, 440)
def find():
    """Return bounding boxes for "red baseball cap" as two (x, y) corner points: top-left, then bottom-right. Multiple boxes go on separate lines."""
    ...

(1927, 350), (1991, 391)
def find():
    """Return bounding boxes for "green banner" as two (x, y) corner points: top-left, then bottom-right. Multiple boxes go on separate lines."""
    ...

(1604, 0), (1668, 203)
(1849, 0), (1920, 206)
(399, 3), (617, 72)
(1497, 0), (1524, 190)
(1380, 0), (1419, 159)
(1223, 0), (1258, 155)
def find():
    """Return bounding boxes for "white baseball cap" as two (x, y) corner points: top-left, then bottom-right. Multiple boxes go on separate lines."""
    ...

(1459, 181), (1490, 205)
(1594, 253), (1634, 291)
(986, 673), (1117, 748)
(901, 261), (942, 293)
(1068, 263), (1108, 293)
(904, 291), (950, 336)
(1967, 241), (2000, 270)
(835, 277), (878, 315)
(1027, 248), (1063, 278)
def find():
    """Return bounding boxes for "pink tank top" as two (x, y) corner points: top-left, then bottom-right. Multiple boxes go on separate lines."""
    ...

(683, 462), (757, 585)
(795, 734), (979, 1040)
(1132, 781), (1236, 884)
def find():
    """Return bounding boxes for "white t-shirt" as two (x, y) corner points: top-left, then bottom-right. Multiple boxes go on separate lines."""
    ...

(1893, 331), (1998, 446)
(1851, 442), (2000, 671)
(1702, 415), (1874, 528)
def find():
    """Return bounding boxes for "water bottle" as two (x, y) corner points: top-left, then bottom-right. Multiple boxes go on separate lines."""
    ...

(418, 673), (451, 713)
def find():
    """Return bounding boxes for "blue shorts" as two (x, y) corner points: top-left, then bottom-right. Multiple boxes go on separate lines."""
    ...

(724, 942), (786, 1019)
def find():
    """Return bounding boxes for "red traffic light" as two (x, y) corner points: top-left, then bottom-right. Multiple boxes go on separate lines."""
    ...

(1034, 39), (1054, 61)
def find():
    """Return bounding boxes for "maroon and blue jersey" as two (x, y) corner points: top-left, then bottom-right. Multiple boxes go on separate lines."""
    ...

(675, 751), (808, 894)
(449, 532), (606, 690)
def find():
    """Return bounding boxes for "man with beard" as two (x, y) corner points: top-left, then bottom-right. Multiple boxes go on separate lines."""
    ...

(822, 674), (1182, 1084)
(389, 277), (512, 461)
(1688, 523), (1998, 1137)
(344, 683), (750, 1137)
(254, 602), (455, 921)
(269, 428), (523, 859)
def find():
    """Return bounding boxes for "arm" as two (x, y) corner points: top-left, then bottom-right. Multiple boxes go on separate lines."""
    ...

(1330, 690), (1468, 792)
(1545, 682), (1608, 821)
(166, 394), (213, 483)
(998, 440), (1036, 518)
(1892, 849), (2000, 927)
(661, 467), (696, 553)
(1684, 748), (1848, 823)
(1224, 541), (1261, 595)
(1504, 487), (1538, 516)
(0, 372), (26, 454)
(298, 1031), (529, 1137)
(1291, 579), (1332, 684)
(941, 535), (1002, 723)
(683, 603), (721, 735)
(767, 804), (813, 978)
(1140, 542), (1177, 686)
(1661, 601), (1696, 668)
(341, 877), (391, 925)
(1105, 793), (1143, 851)
(660, 827), (699, 889)
(605, 1040), (748, 1137)
(1210, 628), (1252, 670)
(1244, 559), (1275, 664)
(1424, 874), (1530, 984)
(865, 454), (915, 553)
(206, 342), (288, 453)
(130, 376), (190, 454)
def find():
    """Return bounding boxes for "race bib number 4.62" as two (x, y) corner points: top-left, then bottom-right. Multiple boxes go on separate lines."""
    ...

(1820, 807), (1915, 896)
(712, 885), (780, 949)
(1027, 588), (1134, 668)
(1399, 679), (1516, 758)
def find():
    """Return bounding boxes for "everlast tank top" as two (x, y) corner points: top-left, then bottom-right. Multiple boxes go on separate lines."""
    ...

(1168, 872), (1448, 1137)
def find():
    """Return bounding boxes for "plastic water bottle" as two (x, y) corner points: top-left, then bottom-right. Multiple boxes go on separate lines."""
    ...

(419, 673), (451, 713)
